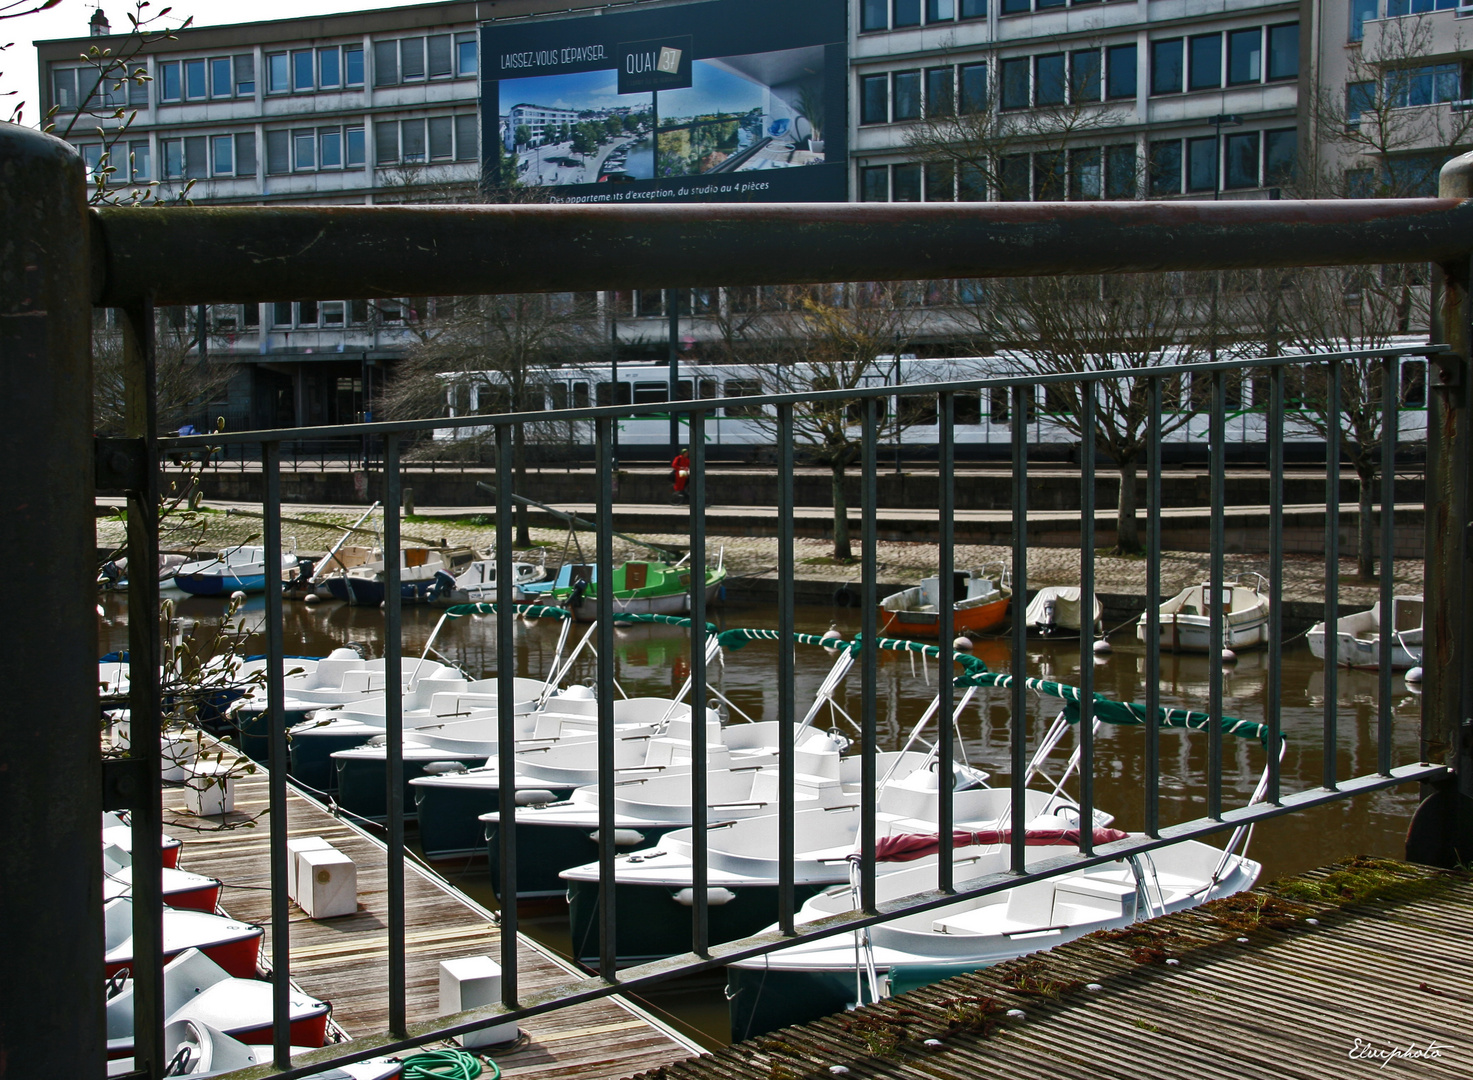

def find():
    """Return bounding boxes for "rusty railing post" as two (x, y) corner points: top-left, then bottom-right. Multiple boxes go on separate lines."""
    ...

(0, 125), (100, 1075)
(1410, 152), (1473, 865)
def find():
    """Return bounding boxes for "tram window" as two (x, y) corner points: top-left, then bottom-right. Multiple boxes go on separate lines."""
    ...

(989, 386), (1010, 423)
(955, 391), (982, 425)
(899, 394), (939, 425)
(1043, 383), (1077, 415)
(573, 382), (591, 408)
(548, 384), (568, 410)
(1189, 370), (1241, 410)
(1403, 360), (1426, 407)
(596, 382), (632, 407)
(633, 381), (669, 404)
(676, 380), (694, 401)
(698, 379), (718, 398)
(724, 379), (763, 417)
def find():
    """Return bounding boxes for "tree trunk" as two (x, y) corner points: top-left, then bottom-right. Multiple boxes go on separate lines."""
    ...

(1115, 458), (1140, 554)
(1358, 465), (1375, 580)
(831, 462), (852, 561)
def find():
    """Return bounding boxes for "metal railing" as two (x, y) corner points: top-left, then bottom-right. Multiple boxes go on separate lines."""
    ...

(5, 120), (1473, 1080)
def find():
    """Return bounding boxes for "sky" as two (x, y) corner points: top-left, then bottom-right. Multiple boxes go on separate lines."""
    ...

(1, 0), (445, 125)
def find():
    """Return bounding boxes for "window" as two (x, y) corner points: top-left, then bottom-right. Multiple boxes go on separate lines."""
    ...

(454, 114), (477, 160)
(861, 74), (888, 124)
(346, 46), (365, 86)
(1070, 147), (1101, 199)
(129, 73), (149, 106)
(1264, 128), (1296, 185)
(1149, 140), (1182, 195)
(456, 33), (477, 76)
(1267, 24), (1299, 81)
(347, 126), (366, 167)
(429, 116), (454, 160)
(1106, 44), (1136, 99)
(428, 35), (453, 78)
(862, 0), (888, 31)
(959, 62), (987, 112)
(1224, 131), (1259, 189)
(80, 144), (102, 176)
(1350, 0), (1377, 43)
(895, 0), (922, 26)
(925, 162), (954, 200)
(1002, 0), (1029, 14)
(1387, 64), (1461, 108)
(292, 50), (313, 92)
(235, 54), (255, 95)
(1000, 57), (1030, 110)
(961, 0), (986, 14)
(1105, 144), (1136, 198)
(1347, 81), (1375, 125)
(375, 121), (398, 164)
(861, 164), (890, 201)
(1071, 50), (1101, 103)
(374, 41), (398, 86)
(184, 136), (207, 179)
(893, 162), (923, 201)
(1188, 34), (1221, 91)
(1034, 152), (1065, 199)
(159, 61), (181, 102)
(320, 128), (343, 168)
(927, 67), (954, 115)
(266, 130), (290, 175)
(128, 140), (150, 181)
(267, 53), (289, 94)
(293, 129), (316, 171)
(401, 37), (426, 80)
(211, 134), (233, 176)
(999, 154), (1029, 200)
(236, 132), (257, 176)
(298, 301), (319, 326)
(210, 57), (232, 97)
(894, 70), (921, 120)
(1186, 136), (1217, 192)
(184, 58), (206, 99)
(272, 302), (293, 327)
(319, 47), (341, 89)
(401, 118), (426, 163)
(1227, 29), (1261, 86)
(1035, 54), (1066, 106)
(51, 67), (78, 110)
(1151, 39), (1183, 96)
(958, 163), (987, 200)
(162, 138), (184, 179)
(928, 0), (956, 19)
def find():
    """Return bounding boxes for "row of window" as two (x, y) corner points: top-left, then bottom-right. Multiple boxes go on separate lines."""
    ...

(860, 62), (990, 124)
(1350, 0), (1459, 43)
(997, 46), (1137, 111)
(860, 0), (987, 31)
(1347, 63), (1466, 122)
(51, 34), (478, 111)
(1147, 129), (1296, 197)
(1149, 25), (1298, 97)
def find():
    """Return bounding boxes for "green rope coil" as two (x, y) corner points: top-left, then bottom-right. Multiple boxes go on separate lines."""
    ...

(441, 603), (571, 621)
(603, 612), (719, 633)
(401, 1047), (494, 1080)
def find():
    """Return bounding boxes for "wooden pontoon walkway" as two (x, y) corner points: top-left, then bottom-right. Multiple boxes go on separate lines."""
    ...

(162, 768), (697, 1079)
(630, 859), (1472, 1080)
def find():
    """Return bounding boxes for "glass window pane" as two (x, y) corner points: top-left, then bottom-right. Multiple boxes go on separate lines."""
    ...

(1227, 29), (1261, 86)
(347, 126), (366, 167)
(294, 130), (316, 170)
(1001, 0), (1029, 13)
(129, 73), (149, 106)
(1036, 54), (1065, 105)
(1105, 144), (1136, 198)
(235, 132), (256, 176)
(1264, 128), (1296, 185)
(401, 38), (425, 80)
(961, 0), (986, 15)
(298, 300), (318, 325)
(862, 0), (888, 31)
(1071, 49), (1101, 102)
(861, 165), (890, 201)
(1069, 147), (1101, 199)
(454, 114), (477, 160)
(374, 41), (398, 86)
(456, 34), (477, 76)
(184, 136), (207, 178)
(428, 34), (453, 77)
(163, 139), (184, 179)
(925, 162), (954, 200)
(1189, 34), (1221, 91)
(375, 121), (398, 163)
(1267, 24), (1299, 80)
(52, 67), (77, 110)
(320, 128), (342, 168)
(1350, 0), (1376, 44)
(959, 62), (987, 112)
(211, 57), (232, 97)
(1107, 43), (1136, 99)
(265, 130), (289, 174)
(267, 53), (288, 93)
(895, 0), (922, 26)
(1224, 131), (1259, 189)
(861, 74), (888, 123)
(1034, 151), (1065, 199)
(928, 0), (956, 20)
(1001, 57), (1030, 109)
(211, 134), (233, 175)
(184, 59), (206, 99)
(927, 67), (954, 115)
(1151, 39), (1183, 95)
(159, 61), (180, 101)
(402, 119), (426, 162)
(293, 50), (314, 91)
(129, 140), (150, 180)
(1186, 135), (1217, 192)
(893, 162), (923, 201)
(999, 154), (1029, 200)
(345, 45), (364, 86)
(1149, 140), (1182, 196)
(958, 162), (986, 200)
(319, 47), (340, 88)
(272, 302), (293, 326)
(234, 54), (255, 95)
(429, 116), (453, 159)
(894, 70), (921, 120)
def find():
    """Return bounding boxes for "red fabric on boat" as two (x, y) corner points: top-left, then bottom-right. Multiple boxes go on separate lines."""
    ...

(873, 827), (1131, 862)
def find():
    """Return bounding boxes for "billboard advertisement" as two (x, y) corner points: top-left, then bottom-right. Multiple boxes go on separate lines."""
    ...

(481, 0), (847, 203)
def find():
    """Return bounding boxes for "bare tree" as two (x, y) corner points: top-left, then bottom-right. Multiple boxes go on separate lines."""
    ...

(379, 293), (600, 545)
(93, 307), (236, 437)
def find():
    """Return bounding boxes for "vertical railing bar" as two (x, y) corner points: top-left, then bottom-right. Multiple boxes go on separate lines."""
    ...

(1325, 361), (1341, 790)
(1378, 355), (1398, 777)
(777, 403), (797, 934)
(1208, 370), (1225, 822)
(122, 298), (166, 1080)
(494, 422), (518, 1005)
(263, 442), (291, 1069)
(1010, 384), (1029, 874)
(1145, 376), (1162, 839)
(861, 397), (879, 915)
(595, 416), (618, 977)
(937, 392), (956, 894)
(1267, 365), (1285, 805)
(689, 410), (709, 956)
(1078, 383), (1095, 855)
(383, 434), (406, 1037)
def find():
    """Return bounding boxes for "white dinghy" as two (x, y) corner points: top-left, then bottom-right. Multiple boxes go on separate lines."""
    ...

(1137, 574), (1270, 653)
(1308, 596), (1423, 670)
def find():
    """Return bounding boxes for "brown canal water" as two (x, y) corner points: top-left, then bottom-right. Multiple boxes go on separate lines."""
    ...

(98, 590), (1426, 1048)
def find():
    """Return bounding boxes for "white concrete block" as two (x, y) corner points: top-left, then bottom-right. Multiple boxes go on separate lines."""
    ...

(298, 847), (357, 919)
(183, 760), (235, 816)
(161, 731), (202, 782)
(439, 956), (519, 1047)
(286, 836), (336, 902)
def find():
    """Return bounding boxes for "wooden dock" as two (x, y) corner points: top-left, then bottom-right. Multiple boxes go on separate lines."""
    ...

(632, 858), (1473, 1080)
(161, 767), (697, 1079)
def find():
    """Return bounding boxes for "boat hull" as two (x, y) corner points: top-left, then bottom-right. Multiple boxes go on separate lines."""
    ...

(486, 819), (676, 901)
(1139, 611), (1270, 653)
(174, 572), (269, 596)
(879, 596), (1009, 640)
